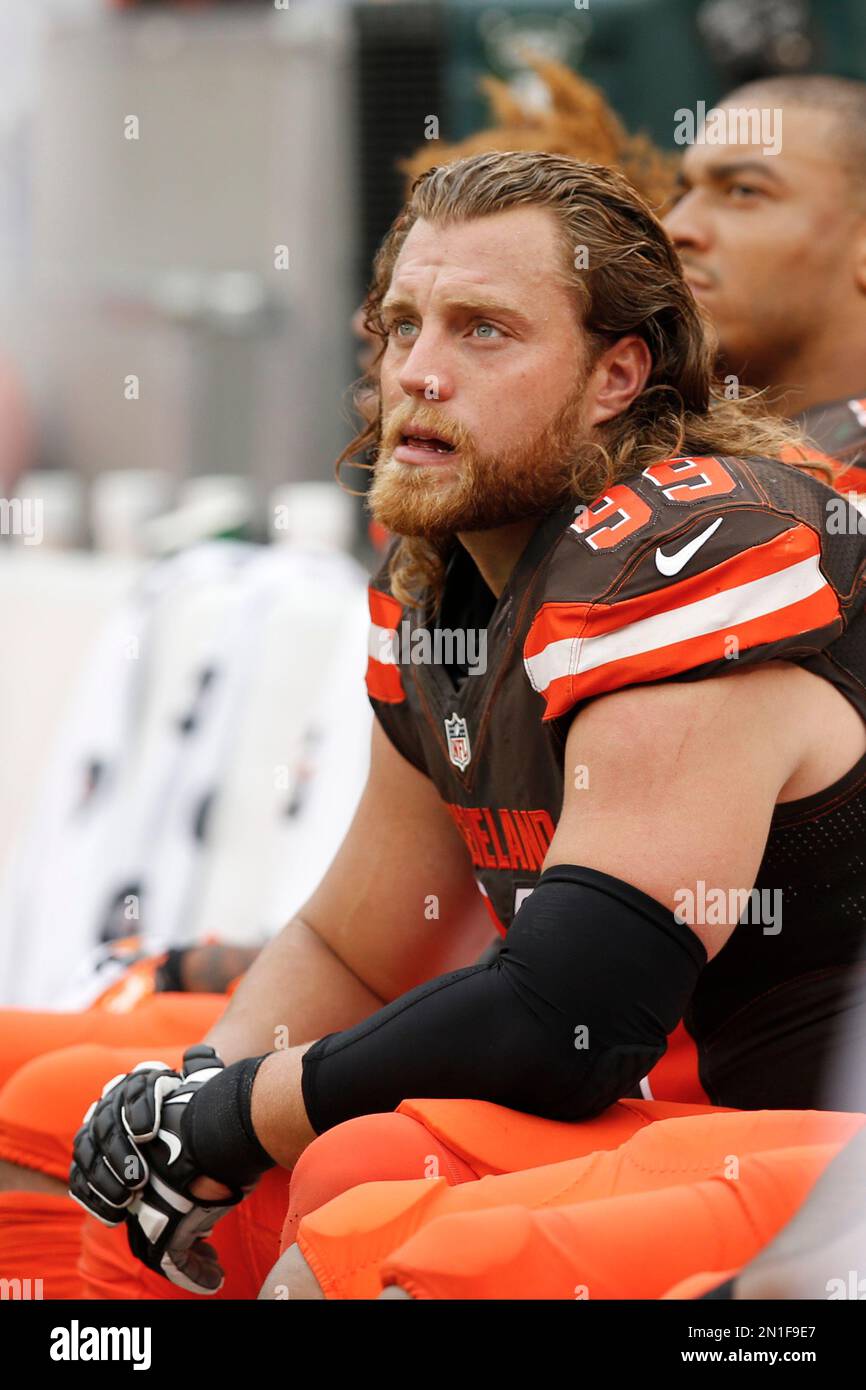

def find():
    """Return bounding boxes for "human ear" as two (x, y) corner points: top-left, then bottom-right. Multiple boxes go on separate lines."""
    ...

(584, 335), (652, 427)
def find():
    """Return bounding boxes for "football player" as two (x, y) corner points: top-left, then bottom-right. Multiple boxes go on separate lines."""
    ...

(0, 66), (682, 1302)
(665, 73), (866, 491)
(334, 72), (866, 1306)
(63, 150), (866, 1300)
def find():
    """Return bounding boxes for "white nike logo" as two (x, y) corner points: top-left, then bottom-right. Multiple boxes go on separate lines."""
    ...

(157, 1128), (182, 1165)
(655, 517), (724, 576)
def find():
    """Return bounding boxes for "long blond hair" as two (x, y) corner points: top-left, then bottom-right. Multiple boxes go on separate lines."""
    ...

(338, 150), (811, 608)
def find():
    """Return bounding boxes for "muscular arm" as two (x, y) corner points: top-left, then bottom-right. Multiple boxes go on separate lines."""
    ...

(204, 719), (493, 1064)
(250, 661), (865, 1167)
(546, 659), (866, 958)
(545, 663), (801, 960)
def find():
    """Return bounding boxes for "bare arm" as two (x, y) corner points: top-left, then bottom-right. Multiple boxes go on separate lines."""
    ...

(545, 660), (865, 958)
(247, 664), (800, 1167)
(204, 719), (493, 1064)
(205, 661), (866, 1180)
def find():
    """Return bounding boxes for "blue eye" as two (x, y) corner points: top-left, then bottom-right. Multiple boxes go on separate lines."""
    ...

(391, 320), (417, 338)
(473, 322), (501, 339)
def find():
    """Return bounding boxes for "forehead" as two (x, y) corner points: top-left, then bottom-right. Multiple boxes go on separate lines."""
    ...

(388, 206), (567, 303)
(681, 104), (843, 187)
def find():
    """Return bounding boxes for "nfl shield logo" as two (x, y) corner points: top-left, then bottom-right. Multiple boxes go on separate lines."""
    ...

(444, 713), (471, 771)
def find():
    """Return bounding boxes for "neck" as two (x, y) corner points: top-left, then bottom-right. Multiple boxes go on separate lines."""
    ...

(735, 333), (866, 419)
(761, 376), (865, 420)
(457, 517), (542, 598)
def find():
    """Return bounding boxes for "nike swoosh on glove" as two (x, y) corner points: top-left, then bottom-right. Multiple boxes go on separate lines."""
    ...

(69, 1058), (183, 1224)
(122, 1045), (249, 1295)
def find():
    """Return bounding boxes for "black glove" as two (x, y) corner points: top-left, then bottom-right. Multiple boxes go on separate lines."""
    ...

(123, 1046), (250, 1294)
(70, 1045), (274, 1295)
(69, 1057), (184, 1221)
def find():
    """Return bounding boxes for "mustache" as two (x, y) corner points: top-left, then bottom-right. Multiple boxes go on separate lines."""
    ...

(380, 406), (469, 454)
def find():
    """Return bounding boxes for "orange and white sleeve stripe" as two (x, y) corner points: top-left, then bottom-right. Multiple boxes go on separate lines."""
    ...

(524, 523), (840, 720)
(365, 586), (405, 704)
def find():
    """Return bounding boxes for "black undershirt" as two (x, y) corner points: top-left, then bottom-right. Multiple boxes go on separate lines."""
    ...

(433, 543), (497, 689)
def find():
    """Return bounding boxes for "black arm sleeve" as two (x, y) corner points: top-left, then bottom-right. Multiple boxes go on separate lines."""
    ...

(301, 865), (706, 1133)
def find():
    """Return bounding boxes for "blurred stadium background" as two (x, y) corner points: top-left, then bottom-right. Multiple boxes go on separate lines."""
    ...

(0, 0), (863, 1006)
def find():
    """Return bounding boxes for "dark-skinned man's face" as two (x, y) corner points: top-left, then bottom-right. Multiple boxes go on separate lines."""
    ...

(665, 106), (866, 388)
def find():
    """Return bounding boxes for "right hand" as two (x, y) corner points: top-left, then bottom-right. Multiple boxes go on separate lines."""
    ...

(69, 1045), (250, 1295)
(69, 1059), (182, 1224)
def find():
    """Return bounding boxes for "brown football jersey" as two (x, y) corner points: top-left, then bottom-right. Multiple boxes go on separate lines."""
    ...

(366, 454), (866, 1109)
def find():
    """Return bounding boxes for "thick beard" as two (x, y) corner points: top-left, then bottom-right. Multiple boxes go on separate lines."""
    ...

(368, 385), (589, 541)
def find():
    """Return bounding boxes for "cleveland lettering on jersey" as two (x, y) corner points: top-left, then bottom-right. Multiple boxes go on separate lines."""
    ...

(444, 803), (556, 873)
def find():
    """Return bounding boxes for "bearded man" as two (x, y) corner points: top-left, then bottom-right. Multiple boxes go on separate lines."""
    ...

(7, 149), (866, 1302)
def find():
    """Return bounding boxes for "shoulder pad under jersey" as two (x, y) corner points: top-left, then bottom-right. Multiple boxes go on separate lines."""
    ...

(363, 549), (432, 775)
(523, 454), (845, 720)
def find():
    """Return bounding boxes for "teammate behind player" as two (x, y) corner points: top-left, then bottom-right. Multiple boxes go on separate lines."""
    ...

(659, 71), (866, 1304)
(665, 73), (866, 488)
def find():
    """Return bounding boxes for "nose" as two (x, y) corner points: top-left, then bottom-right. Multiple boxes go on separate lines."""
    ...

(396, 327), (455, 404)
(664, 191), (712, 255)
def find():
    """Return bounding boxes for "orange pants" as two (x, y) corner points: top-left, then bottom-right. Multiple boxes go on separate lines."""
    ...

(2, 1000), (864, 1300)
(0, 1000), (512, 1300)
(287, 1099), (866, 1300)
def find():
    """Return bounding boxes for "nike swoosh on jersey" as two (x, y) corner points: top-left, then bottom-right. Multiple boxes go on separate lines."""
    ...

(156, 1128), (182, 1165)
(655, 517), (724, 575)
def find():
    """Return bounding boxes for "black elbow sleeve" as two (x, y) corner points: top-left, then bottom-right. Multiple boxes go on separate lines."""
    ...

(301, 865), (706, 1132)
